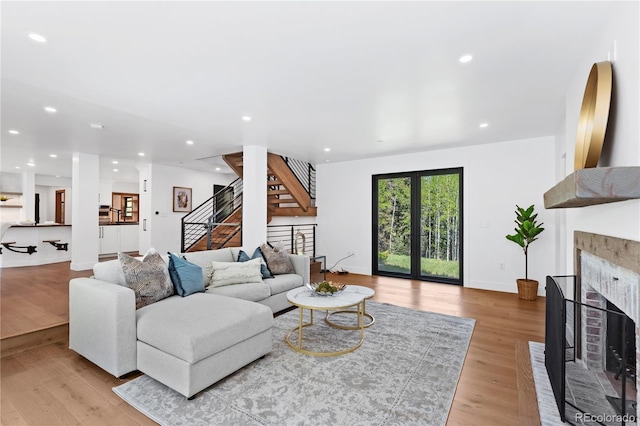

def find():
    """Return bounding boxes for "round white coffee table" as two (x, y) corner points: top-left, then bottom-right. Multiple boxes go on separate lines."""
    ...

(286, 285), (375, 356)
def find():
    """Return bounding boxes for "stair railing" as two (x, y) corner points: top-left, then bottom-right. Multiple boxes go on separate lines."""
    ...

(266, 223), (317, 257)
(181, 178), (243, 252)
(281, 156), (316, 201)
(206, 219), (242, 251)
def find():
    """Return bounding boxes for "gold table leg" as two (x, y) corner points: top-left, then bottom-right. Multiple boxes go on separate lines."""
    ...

(324, 299), (375, 329)
(285, 305), (365, 357)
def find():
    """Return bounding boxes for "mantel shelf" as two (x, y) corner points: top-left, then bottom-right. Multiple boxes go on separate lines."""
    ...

(544, 166), (640, 209)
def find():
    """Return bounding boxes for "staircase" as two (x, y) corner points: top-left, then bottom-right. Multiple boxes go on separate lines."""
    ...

(181, 153), (316, 253)
(181, 178), (243, 252)
(186, 208), (242, 252)
(223, 152), (317, 217)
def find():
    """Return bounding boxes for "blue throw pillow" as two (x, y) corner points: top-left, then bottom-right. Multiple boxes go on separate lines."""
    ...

(167, 252), (205, 297)
(238, 247), (273, 279)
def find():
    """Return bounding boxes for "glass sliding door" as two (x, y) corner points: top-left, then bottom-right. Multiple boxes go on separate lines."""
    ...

(373, 168), (462, 285)
(374, 175), (412, 275)
(419, 171), (461, 282)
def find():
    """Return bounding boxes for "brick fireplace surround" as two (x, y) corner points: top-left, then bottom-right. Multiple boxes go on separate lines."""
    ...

(575, 231), (640, 407)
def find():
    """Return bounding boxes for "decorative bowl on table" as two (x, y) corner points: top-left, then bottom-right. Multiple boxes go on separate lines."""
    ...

(305, 281), (347, 296)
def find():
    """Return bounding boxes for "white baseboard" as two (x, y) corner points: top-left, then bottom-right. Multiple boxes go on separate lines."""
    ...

(70, 262), (95, 271)
(467, 279), (546, 296)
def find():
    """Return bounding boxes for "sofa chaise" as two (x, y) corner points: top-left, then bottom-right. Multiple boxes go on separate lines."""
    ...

(69, 247), (310, 398)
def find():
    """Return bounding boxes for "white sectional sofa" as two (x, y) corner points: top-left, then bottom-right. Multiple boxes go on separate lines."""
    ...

(69, 247), (309, 398)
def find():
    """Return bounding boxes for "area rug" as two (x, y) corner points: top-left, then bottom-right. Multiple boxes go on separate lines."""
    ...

(113, 301), (475, 426)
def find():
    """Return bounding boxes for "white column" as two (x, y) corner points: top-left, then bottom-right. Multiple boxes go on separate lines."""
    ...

(70, 152), (99, 271)
(242, 145), (267, 249)
(20, 172), (36, 222)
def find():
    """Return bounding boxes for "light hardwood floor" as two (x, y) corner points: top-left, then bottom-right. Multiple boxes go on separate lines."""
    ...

(1, 262), (545, 425)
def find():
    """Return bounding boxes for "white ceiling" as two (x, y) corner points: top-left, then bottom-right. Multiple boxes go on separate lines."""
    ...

(0, 1), (618, 183)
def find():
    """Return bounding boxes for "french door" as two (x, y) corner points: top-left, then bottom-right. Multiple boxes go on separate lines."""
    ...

(372, 168), (463, 285)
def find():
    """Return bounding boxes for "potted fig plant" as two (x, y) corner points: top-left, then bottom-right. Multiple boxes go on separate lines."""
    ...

(506, 204), (545, 300)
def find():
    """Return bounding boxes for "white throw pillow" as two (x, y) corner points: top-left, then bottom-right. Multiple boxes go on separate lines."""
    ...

(207, 258), (263, 288)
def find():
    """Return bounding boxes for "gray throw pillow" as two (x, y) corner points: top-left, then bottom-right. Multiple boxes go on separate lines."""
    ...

(260, 243), (295, 275)
(119, 249), (174, 309)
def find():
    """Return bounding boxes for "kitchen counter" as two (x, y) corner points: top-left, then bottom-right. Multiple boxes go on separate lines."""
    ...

(11, 223), (71, 228)
(1, 222), (140, 267)
(1, 224), (72, 268)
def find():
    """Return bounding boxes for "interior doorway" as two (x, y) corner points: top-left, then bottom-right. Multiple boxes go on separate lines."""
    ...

(55, 190), (65, 224)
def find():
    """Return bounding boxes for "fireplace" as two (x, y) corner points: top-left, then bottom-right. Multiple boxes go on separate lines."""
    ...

(607, 301), (637, 381)
(545, 232), (639, 425)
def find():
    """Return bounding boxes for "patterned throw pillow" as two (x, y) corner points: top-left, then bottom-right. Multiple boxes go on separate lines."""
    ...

(238, 247), (273, 279)
(206, 258), (263, 288)
(260, 243), (295, 275)
(119, 249), (174, 309)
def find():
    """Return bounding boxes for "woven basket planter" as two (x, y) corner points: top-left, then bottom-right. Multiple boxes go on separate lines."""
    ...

(517, 279), (539, 301)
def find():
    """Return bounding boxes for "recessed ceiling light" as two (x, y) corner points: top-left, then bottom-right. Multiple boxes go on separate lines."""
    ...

(138, 152), (145, 157)
(28, 33), (47, 43)
(15, 166), (20, 169)
(186, 140), (194, 145)
(90, 123), (104, 129)
(479, 123), (489, 128)
(55, 175), (61, 178)
(112, 160), (119, 164)
(324, 148), (331, 152)
(8, 130), (20, 135)
(113, 169), (119, 172)
(215, 167), (221, 171)
(27, 162), (36, 167)
(459, 55), (473, 63)
(44, 106), (57, 113)
(49, 154), (57, 158)
(242, 116), (252, 122)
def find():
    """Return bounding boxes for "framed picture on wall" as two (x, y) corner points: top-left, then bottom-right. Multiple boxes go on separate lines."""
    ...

(173, 186), (192, 212)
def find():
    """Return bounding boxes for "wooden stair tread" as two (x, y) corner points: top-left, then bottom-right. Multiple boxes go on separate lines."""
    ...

(268, 198), (295, 204)
(271, 206), (318, 216)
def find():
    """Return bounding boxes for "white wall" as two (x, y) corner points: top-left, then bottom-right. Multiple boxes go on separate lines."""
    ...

(34, 175), (73, 224)
(0, 172), (22, 194)
(0, 173), (72, 224)
(0, 172), (23, 223)
(35, 185), (72, 223)
(112, 181), (138, 194)
(33, 175), (73, 224)
(560, 1), (640, 273)
(35, 185), (51, 222)
(141, 164), (234, 254)
(316, 136), (556, 294)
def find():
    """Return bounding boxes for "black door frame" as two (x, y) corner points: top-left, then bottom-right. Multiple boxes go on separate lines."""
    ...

(372, 167), (463, 285)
